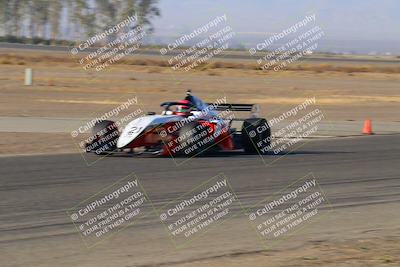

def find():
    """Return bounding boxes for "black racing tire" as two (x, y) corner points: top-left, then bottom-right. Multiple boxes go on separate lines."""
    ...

(88, 120), (119, 155)
(241, 118), (271, 154)
(178, 122), (209, 156)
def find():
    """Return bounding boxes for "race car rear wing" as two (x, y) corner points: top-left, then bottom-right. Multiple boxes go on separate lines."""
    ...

(206, 103), (253, 111)
(206, 103), (260, 117)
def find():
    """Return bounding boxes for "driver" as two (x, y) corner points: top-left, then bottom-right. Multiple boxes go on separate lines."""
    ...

(174, 99), (192, 116)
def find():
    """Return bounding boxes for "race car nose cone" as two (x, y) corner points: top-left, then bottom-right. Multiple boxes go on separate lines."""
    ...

(117, 117), (146, 148)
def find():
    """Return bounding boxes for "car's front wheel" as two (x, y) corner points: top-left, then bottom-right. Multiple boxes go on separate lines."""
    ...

(87, 120), (119, 155)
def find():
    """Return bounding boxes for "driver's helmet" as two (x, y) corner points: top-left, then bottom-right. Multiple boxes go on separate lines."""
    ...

(175, 99), (192, 115)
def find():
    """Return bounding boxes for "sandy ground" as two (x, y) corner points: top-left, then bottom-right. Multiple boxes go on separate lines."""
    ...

(0, 132), (75, 155)
(1, 49), (399, 121)
(173, 237), (400, 267)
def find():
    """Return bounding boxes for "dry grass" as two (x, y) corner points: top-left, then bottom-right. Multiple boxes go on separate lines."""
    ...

(288, 63), (400, 74)
(0, 59), (12, 64)
(146, 67), (162, 73)
(207, 70), (220, 76)
(1, 52), (400, 74)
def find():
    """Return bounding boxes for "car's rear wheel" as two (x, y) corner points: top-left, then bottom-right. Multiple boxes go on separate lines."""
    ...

(241, 118), (271, 154)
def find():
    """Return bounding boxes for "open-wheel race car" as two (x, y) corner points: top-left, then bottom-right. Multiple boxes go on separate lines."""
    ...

(85, 91), (271, 156)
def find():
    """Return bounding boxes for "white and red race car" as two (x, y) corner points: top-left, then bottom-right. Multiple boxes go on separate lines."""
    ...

(85, 91), (271, 156)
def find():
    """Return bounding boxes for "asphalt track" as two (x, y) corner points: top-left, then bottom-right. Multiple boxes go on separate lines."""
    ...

(1, 135), (400, 266)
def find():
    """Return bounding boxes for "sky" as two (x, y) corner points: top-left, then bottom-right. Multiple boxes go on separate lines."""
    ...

(149, 0), (400, 54)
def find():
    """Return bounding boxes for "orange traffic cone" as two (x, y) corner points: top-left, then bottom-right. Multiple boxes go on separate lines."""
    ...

(362, 119), (374, 135)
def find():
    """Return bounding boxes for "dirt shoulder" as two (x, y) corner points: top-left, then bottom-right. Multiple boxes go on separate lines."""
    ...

(0, 132), (77, 155)
(1, 50), (399, 120)
(171, 235), (400, 267)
